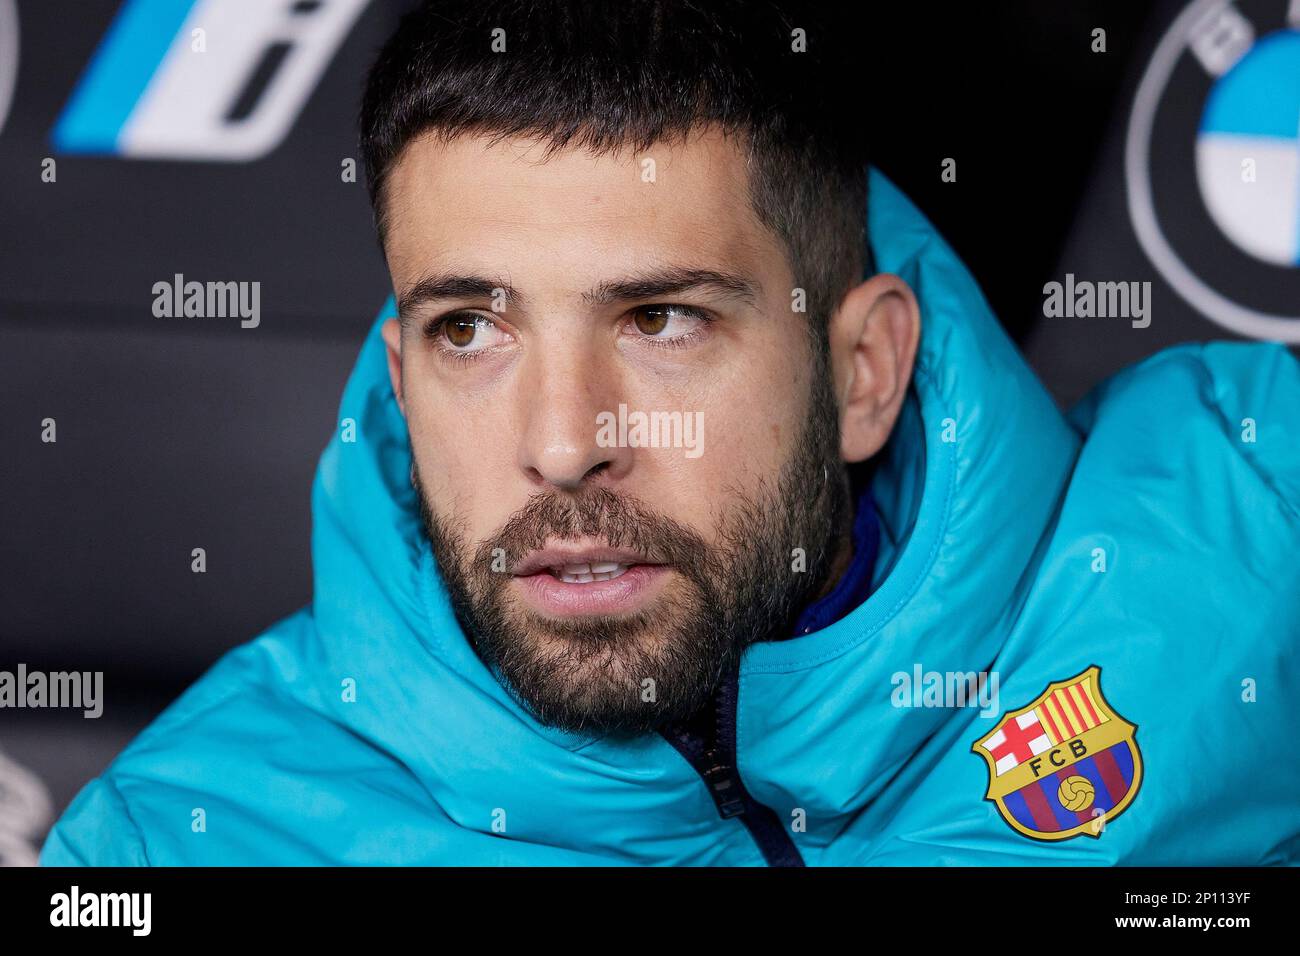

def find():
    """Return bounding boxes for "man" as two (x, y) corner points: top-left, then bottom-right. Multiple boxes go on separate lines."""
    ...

(42, 0), (1300, 866)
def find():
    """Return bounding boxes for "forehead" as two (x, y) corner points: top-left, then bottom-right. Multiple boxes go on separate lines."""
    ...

(381, 127), (787, 287)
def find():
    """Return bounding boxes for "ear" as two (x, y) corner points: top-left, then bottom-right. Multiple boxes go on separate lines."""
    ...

(827, 273), (921, 463)
(380, 317), (406, 417)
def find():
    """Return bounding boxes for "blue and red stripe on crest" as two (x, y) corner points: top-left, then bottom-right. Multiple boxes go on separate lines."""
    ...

(1000, 742), (1135, 833)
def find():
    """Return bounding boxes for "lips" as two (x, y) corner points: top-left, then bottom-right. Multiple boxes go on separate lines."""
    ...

(510, 543), (670, 616)
(511, 545), (659, 579)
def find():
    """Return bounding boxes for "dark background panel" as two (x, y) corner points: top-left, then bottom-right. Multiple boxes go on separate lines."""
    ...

(0, 0), (398, 327)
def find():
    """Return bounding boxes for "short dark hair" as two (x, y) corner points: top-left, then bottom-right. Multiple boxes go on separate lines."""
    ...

(359, 0), (870, 327)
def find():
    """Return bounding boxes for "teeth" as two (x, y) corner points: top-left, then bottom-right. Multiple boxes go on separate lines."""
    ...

(552, 561), (630, 583)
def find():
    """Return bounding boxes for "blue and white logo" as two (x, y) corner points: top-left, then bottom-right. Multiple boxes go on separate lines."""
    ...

(1196, 28), (1300, 266)
(1127, 0), (1300, 341)
(53, 0), (371, 161)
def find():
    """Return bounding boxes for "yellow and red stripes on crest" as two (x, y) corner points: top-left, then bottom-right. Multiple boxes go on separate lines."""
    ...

(1034, 674), (1108, 744)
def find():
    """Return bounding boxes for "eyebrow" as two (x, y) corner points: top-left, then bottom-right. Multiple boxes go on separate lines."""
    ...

(582, 267), (760, 308)
(397, 266), (759, 323)
(398, 274), (521, 319)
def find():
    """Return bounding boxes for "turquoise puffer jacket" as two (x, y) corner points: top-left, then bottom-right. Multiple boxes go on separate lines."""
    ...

(40, 171), (1300, 865)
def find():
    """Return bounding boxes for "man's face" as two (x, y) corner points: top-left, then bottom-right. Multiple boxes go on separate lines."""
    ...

(381, 128), (850, 735)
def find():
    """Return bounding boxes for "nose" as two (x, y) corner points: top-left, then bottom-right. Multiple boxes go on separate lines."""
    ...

(517, 341), (632, 491)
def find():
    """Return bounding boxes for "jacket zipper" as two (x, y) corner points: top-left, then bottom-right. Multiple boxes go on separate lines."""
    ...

(661, 666), (806, 867)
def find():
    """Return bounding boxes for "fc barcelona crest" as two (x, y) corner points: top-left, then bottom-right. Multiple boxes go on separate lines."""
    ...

(972, 666), (1142, 841)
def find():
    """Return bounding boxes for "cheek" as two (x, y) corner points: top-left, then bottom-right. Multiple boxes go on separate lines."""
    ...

(678, 331), (808, 475)
(404, 381), (518, 543)
(686, 385), (800, 492)
(642, 347), (808, 528)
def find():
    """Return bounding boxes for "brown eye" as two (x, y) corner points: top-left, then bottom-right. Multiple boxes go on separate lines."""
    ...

(623, 304), (711, 348)
(632, 307), (670, 335)
(444, 315), (479, 348)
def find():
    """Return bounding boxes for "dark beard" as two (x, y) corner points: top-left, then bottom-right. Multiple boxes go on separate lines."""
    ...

(414, 361), (851, 737)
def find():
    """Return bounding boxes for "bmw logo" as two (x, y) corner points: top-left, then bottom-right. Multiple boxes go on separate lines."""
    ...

(1126, 0), (1300, 341)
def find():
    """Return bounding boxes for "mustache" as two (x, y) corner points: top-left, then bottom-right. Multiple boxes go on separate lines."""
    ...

(470, 486), (713, 579)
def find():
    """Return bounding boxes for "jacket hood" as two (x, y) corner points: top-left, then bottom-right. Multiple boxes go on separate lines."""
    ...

(298, 168), (1080, 857)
